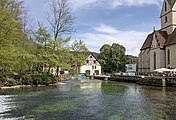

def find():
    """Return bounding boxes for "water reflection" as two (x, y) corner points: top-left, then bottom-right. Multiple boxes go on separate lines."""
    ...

(0, 80), (176, 119)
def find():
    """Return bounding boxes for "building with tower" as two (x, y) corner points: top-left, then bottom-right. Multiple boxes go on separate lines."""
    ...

(139, 0), (176, 72)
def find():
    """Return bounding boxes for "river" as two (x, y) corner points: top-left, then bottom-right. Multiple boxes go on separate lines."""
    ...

(0, 79), (176, 120)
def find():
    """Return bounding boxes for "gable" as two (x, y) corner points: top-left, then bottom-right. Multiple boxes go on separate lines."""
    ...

(85, 53), (101, 66)
(151, 34), (158, 49)
(141, 30), (168, 50)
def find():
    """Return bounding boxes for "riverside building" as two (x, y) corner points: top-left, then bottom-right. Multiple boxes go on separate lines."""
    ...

(139, 0), (176, 72)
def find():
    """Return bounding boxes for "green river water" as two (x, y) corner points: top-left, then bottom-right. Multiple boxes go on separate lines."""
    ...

(0, 79), (176, 120)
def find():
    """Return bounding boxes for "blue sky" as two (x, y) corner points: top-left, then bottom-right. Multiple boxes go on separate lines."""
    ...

(23, 0), (163, 56)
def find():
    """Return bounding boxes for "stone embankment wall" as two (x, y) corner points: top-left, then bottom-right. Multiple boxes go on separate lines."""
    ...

(137, 77), (163, 86)
(109, 76), (140, 83)
(92, 75), (176, 87)
(166, 77), (176, 86)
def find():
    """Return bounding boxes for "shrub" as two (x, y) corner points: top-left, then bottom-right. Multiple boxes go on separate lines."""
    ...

(22, 74), (33, 85)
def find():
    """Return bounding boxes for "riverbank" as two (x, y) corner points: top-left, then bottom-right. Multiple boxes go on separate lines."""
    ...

(0, 82), (67, 90)
(0, 73), (74, 90)
(89, 75), (176, 87)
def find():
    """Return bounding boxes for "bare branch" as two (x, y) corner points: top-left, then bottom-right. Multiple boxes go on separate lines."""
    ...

(46, 0), (75, 42)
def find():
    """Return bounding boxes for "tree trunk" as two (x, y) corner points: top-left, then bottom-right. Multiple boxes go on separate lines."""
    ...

(56, 66), (59, 77)
(48, 66), (51, 75)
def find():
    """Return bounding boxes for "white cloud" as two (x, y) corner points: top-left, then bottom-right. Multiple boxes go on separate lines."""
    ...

(73, 24), (150, 56)
(93, 24), (119, 34)
(111, 0), (162, 8)
(70, 0), (98, 10)
(70, 0), (162, 10)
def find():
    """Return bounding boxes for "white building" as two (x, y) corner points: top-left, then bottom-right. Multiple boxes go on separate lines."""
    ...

(79, 52), (101, 75)
(139, 0), (176, 72)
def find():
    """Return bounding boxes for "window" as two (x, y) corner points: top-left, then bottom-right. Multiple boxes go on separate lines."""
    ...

(92, 66), (94, 69)
(167, 49), (170, 65)
(94, 60), (96, 64)
(165, 16), (168, 23)
(87, 60), (89, 64)
(90, 56), (92, 58)
(95, 66), (97, 69)
(165, 2), (167, 11)
(154, 52), (156, 70)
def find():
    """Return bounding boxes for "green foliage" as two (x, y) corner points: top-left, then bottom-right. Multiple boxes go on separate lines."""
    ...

(0, 71), (21, 86)
(21, 74), (57, 85)
(98, 43), (129, 73)
(0, 0), (88, 86)
(33, 22), (51, 49)
(70, 40), (88, 75)
(0, 0), (24, 20)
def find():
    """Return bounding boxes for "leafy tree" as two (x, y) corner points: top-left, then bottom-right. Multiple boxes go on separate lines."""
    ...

(98, 43), (128, 73)
(0, 0), (24, 20)
(0, 0), (24, 72)
(0, 0), (89, 85)
(97, 44), (111, 72)
(70, 40), (88, 74)
(33, 22), (51, 50)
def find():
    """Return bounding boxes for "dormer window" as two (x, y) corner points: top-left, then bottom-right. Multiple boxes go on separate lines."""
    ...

(165, 2), (167, 11)
(165, 16), (168, 23)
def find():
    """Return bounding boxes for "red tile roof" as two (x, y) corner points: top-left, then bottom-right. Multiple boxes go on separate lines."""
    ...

(164, 29), (176, 46)
(140, 30), (168, 50)
(140, 33), (153, 50)
(156, 30), (168, 48)
(141, 29), (176, 50)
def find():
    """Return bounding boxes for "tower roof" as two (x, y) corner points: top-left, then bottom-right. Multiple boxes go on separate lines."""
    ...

(167, 0), (176, 8)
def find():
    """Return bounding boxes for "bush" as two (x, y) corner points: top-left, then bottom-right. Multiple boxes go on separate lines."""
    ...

(32, 74), (57, 85)
(0, 71), (58, 86)
(0, 72), (20, 86)
(22, 74), (33, 85)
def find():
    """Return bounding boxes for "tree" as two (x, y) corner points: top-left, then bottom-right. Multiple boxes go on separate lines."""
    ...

(0, 0), (24, 72)
(70, 40), (88, 75)
(45, 0), (75, 76)
(33, 22), (51, 50)
(46, 0), (75, 50)
(97, 44), (111, 72)
(0, 0), (24, 20)
(98, 43), (128, 73)
(110, 43), (126, 72)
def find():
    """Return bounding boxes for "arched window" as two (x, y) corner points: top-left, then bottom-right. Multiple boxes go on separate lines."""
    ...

(154, 52), (156, 70)
(167, 49), (170, 65)
(165, 2), (167, 11)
